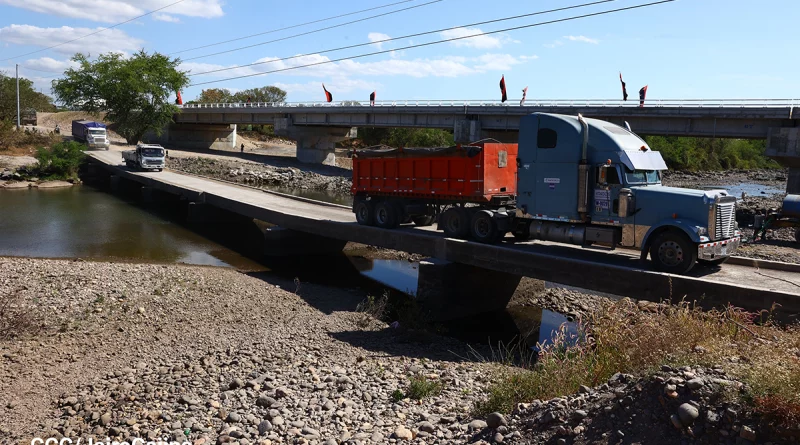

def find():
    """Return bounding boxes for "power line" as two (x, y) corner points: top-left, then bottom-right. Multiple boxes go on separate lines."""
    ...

(190, 0), (616, 77)
(20, 66), (63, 74)
(182, 0), (444, 62)
(190, 0), (675, 87)
(170, 0), (423, 55)
(1, 0), (187, 62)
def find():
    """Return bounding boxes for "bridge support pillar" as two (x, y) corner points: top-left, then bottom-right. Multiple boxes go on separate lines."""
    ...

(143, 123), (237, 150)
(453, 119), (482, 144)
(263, 226), (347, 256)
(766, 127), (800, 194)
(109, 175), (121, 192)
(274, 118), (356, 166)
(415, 259), (521, 321)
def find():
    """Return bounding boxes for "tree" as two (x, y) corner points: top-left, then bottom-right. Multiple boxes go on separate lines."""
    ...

(231, 86), (287, 103)
(52, 51), (189, 144)
(0, 72), (55, 120)
(195, 88), (233, 103)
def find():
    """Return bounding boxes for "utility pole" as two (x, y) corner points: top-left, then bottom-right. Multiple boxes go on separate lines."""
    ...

(16, 64), (21, 130)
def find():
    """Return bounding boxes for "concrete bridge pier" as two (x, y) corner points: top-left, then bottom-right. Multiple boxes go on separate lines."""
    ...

(766, 127), (800, 194)
(262, 226), (347, 256)
(274, 118), (356, 166)
(415, 259), (522, 321)
(143, 123), (237, 150)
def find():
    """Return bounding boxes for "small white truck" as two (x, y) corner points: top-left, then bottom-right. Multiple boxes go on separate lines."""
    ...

(122, 144), (166, 171)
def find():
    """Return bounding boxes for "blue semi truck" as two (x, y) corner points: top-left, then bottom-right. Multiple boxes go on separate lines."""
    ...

(504, 112), (741, 274)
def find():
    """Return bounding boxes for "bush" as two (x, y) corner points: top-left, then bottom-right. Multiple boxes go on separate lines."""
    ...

(358, 127), (455, 148)
(0, 120), (60, 151)
(406, 374), (443, 400)
(645, 136), (780, 171)
(35, 141), (87, 180)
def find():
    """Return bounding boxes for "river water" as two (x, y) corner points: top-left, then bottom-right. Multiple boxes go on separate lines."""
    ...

(0, 185), (573, 350)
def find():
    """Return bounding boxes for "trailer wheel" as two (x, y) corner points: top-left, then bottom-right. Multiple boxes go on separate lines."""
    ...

(354, 200), (374, 226)
(470, 210), (501, 244)
(649, 231), (697, 275)
(412, 215), (435, 227)
(795, 228), (800, 244)
(374, 200), (400, 229)
(441, 207), (469, 238)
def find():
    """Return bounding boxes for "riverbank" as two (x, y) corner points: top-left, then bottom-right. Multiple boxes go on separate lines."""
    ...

(1, 257), (797, 444)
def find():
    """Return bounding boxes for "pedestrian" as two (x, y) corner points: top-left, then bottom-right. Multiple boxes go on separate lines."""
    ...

(240, 143), (244, 153)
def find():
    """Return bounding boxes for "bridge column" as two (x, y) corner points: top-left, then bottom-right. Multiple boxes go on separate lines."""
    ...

(415, 259), (522, 321)
(143, 123), (237, 150)
(766, 128), (800, 194)
(453, 119), (481, 144)
(274, 118), (356, 166)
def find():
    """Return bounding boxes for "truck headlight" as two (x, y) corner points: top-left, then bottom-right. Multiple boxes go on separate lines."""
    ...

(696, 226), (708, 236)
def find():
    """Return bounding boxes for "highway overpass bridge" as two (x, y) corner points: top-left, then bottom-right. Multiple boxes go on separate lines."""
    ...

(145, 98), (800, 192)
(86, 150), (800, 322)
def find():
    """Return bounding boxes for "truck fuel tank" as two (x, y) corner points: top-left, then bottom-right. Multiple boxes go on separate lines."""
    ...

(783, 195), (800, 218)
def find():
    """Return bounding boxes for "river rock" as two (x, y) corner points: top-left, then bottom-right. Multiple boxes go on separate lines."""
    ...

(677, 403), (700, 425)
(486, 412), (507, 428)
(36, 180), (73, 189)
(468, 419), (488, 431)
(394, 425), (413, 440)
(3, 181), (32, 189)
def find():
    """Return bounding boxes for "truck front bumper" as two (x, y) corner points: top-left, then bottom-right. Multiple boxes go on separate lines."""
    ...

(698, 236), (741, 260)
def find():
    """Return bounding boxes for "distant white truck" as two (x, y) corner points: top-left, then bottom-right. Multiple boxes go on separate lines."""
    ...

(122, 144), (166, 171)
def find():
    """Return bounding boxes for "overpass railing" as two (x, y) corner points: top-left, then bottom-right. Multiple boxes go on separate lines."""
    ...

(180, 98), (797, 109)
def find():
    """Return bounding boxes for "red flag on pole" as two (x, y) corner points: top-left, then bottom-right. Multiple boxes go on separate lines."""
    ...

(175, 90), (183, 105)
(322, 84), (333, 103)
(619, 73), (628, 101)
(499, 75), (508, 103)
(520, 86), (528, 106)
(639, 85), (648, 107)
(369, 91), (376, 106)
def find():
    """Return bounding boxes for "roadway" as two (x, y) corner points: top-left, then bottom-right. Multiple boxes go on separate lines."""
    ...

(86, 150), (800, 319)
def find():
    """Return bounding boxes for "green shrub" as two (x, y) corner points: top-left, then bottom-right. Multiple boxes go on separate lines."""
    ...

(645, 136), (780, 171)
(35, 141), (86, 180)
(406, 374), (443, 400)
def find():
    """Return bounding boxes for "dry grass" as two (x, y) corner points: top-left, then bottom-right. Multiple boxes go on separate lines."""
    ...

(0, 288), (44, 339)
(355, 292), (389, 329)
(0, 120), (60, 154)
(476, 298), (800, 430)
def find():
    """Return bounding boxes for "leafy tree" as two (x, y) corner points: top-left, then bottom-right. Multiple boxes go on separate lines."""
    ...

(35, 141), (86, 179)
(52, 51), (189, 144)
(195, 88), (233, 103)
(0, 72), (55, 120)
(645, 136), (779, 171)
(231, 86), (287, 103)
(359, 127), (455, 147)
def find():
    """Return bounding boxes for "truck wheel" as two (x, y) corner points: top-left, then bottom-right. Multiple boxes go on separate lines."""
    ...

(412, 215), (435, 227)
(649, 231), (697, 275)
(470, 210), (500, 244)
(373, 200), (400, 229)
(354, 200), (374, 226)
(795, 228), (800, 244)
(441, 207), (469, 238)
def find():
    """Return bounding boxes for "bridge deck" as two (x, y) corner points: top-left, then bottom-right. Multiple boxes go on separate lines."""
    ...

(87, 151), (800, 319)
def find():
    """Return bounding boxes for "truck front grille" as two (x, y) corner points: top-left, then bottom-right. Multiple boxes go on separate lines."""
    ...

(714, 201), (736, 239)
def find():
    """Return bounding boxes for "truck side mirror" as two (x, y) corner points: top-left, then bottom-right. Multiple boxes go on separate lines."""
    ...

(618, 188), (634, 218)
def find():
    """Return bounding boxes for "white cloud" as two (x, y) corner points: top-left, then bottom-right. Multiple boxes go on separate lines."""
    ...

(0, 0), (224, 23)
(543, 40), (564, 49)
(439, 27), (518, 49)
(153, 13), (181, 23)
(367, 32), (391, 50)
(0, 24), (144, 55)
(274, 78), (381, 97)
(564, 35), (599, 44)
(21, 56), (78, 72)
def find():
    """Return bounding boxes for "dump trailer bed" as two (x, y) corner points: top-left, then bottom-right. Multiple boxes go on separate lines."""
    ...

(351, 143), (518, 203)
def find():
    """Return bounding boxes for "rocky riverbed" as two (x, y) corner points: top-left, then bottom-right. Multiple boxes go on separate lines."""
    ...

(1, 257), (795, 444)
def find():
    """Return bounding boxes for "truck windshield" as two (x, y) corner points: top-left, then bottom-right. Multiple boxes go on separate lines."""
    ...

(142, 148), (164, 157)
(88, 129), (105, 135)
(625, 169), (661, 185)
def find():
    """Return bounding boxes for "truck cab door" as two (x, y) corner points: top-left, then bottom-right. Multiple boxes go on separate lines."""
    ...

(592, 164), (623, 221)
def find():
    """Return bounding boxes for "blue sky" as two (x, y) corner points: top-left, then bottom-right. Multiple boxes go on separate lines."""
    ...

(1, 0), (798, 103)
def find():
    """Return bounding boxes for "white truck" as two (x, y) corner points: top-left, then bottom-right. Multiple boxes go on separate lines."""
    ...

(122, 144), (166, 171)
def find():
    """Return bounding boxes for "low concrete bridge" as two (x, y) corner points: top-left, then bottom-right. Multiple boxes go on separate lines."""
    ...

(86, 150), (800, 321)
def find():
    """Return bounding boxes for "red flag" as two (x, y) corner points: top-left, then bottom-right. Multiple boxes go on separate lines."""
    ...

(322, 84), (333, 102)
(370, 91), (376, 106)
(619, 73), (628, 101)
(499, 75), (507, 103)
(175, 90), (183, 105)
(639, 85), (648, 107)
(520, 86), (528, 106)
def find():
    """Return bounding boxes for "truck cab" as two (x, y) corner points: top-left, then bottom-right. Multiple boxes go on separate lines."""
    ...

(123, 144), (166, 171)
(86, 127), (110, 150)
(515, 113), (741, 274)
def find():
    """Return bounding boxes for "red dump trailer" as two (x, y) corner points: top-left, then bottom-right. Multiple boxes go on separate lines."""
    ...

(351, 143), (518, 237)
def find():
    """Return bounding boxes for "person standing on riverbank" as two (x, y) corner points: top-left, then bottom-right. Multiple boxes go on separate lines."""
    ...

(241, 143), (244, 153)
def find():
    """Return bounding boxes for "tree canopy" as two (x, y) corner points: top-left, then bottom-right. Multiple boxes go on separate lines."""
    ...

(0, 72), (55, 120)
(644, 136), (779, 170)
(52, 51), (189, 144)
(193, 86), (287, 104)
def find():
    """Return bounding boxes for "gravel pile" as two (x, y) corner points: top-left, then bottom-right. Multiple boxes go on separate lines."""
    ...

(498, 366), (797, 444)
(167, 157), (352, 195)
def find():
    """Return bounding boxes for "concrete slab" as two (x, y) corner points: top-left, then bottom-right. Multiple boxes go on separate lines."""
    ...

(2, 181), (32, 189)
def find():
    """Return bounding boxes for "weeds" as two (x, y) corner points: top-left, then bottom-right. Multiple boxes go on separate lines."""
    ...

(405, 374), (443, 400)
(0, 288), (43, 339)
(355, 292), (388, 329)
(475, 298), (800, 430)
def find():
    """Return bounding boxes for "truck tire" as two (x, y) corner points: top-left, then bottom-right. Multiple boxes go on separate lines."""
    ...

(441, 207), (469, 239)
(412, 215), (435, 227)
(354, 200), (374, 226)
(649, 231), (697, 275)
(470, 210), (501, 244)
(795, 228), (800, 244)
(373, 200), (400, 229)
